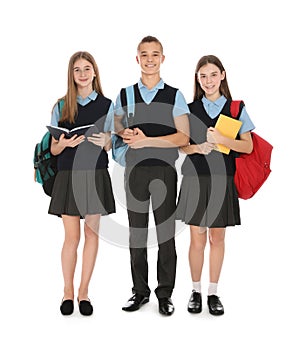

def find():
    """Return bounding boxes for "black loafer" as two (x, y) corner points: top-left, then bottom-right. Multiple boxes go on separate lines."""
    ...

(78, 299), (93, 316)
(60, 299), (74, 315)
(122, 294), (149, 312)
(158, 297), (174, 316)
(207, 295), (224, 315)
(187, 291), (202, 314)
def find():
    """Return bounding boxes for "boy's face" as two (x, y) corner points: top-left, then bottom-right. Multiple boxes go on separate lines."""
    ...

(136, 42), (165, 75)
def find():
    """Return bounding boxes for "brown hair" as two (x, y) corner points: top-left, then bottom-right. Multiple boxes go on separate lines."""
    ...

(193, 55), (232, 101)
(57, 51), (104, 123)
(137, 36), (163, 53)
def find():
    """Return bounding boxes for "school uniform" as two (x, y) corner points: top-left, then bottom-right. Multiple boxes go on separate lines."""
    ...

(176, 95), (254, 227)
(48, 91), (116, 218)
(115, 79), (189, 299)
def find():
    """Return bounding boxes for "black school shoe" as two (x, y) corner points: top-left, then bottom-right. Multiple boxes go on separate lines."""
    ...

(60, 299), (74, 315)
(207, 295), (224, 315)
(78, 299), (93, 316)
(158, 297), (175, 316)
(187, 291), (202, 313)
(122, 293), (150, 312)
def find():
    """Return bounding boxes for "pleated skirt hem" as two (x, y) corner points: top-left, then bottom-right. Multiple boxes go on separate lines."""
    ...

(176, 175), (241, 227)
(48, 169), (116, 218)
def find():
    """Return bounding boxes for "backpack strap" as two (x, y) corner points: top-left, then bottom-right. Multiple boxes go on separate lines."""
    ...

(58, 99), (64, 119)
(52, 99), (64, 125)
(125, 86), (135, 128)
(125, 86), (135, 118)
(230, 100), (244, 119)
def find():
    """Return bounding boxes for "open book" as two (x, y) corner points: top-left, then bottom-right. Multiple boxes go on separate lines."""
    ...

(214, 114), (242, 154)
(46, 124), (95, 140)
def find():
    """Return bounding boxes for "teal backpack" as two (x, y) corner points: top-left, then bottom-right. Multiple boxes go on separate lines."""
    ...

(33, 100), (64, 196)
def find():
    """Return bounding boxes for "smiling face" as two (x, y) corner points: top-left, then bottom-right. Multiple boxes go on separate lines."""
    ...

(136, 41), (165, 76)
(197, 63), (225, 101)
(73, 58), (95, 91)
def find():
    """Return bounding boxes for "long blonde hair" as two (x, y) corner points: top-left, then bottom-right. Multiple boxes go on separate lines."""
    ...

(57, 51), (104, 123)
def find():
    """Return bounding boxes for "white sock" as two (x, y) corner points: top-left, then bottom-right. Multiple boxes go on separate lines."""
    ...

(192, 281), (201, 293)
(208, 282), (218, 296)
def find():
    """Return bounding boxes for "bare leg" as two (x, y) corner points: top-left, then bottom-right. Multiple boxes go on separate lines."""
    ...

(189, 225), (207, 283)
(208, 228), (226, 283)
(61, 215), (81, 300)
(78, 214), (100, 301)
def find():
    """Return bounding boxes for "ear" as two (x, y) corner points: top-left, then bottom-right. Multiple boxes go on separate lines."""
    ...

(221, 70), (226, 80)
(136, 56), (140, 64)
(160, 54), (165, 63)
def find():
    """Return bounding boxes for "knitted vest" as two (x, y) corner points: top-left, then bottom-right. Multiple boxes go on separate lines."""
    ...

(121, 83), (179, 166)
(181, 99), (243, 176)
(57, 95), (111, 170)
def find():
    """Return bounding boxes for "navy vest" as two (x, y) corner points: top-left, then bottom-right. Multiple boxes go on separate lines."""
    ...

(57, 95), (111, 170)
(181, 99), (243, 176)
(121, 83), (179, 166)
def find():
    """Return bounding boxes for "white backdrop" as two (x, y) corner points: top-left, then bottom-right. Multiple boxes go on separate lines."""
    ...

(0, 0), (299, 348)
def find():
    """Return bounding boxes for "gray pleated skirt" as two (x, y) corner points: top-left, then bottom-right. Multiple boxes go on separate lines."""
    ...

(48, 169), (116, 218)
(176, 175), (240, 227)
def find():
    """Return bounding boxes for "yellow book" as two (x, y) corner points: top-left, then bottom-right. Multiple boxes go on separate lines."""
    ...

(214, 114), (242, 154)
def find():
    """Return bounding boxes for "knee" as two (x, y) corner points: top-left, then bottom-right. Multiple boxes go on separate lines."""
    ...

(191, 239), (206, 252)
(64, 235), (80, 249)
(129, 227), (148, 249)
(85, 215), (100, 235)
(190, 233), (207, 252)
(209, 229), (225, 247)
(84, 224), (99, 240)
(130, 247), (146, 266)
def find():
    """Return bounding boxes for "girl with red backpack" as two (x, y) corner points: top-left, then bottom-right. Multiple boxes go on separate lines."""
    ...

(176, 55), (255, 315)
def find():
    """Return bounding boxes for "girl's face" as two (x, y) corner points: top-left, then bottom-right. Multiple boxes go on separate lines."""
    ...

(197, 63), (225, 101)
(73, 58), (95, 90)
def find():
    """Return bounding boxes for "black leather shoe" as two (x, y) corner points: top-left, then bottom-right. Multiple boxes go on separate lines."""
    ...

(207, 295), (224, 315)
(122, 294), (149, 312)
(78, 299), (93, 316)
(187, 291), (202, 313)
(60, 299), (74, 315)
(158, 297), (174, 316)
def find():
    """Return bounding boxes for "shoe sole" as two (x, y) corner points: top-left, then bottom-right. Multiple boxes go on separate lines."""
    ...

(187, 307), (202, 314)
(208, 309), (224, 316)
(159, 309), (174, 316)
(79, 309), (93, 316)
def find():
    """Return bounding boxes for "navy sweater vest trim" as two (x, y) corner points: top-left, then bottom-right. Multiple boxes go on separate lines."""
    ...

(121, 83), (179, 166)
(182, 99), (242, 176)
(57, 95), (111, 170)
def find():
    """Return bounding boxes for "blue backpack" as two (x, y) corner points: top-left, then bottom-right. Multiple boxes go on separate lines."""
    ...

(111, 86), (135, 166)
(33, 100), (64, 196)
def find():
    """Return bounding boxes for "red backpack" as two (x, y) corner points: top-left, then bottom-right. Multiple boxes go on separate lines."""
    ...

(230, 101), (273, 200)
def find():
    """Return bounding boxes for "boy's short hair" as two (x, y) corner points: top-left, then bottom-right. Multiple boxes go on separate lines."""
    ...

(137, 36), (163, 53)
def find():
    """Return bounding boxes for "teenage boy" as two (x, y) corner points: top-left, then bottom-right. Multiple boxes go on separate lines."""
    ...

(114, 36), (189, 316)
